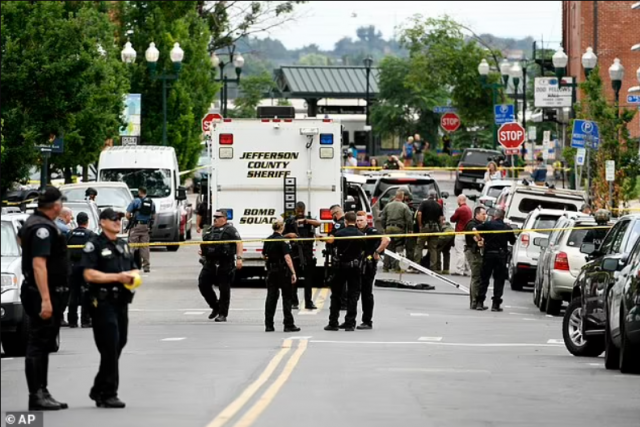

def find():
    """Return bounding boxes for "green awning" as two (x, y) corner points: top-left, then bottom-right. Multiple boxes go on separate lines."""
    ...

(275, 66), (379, 99)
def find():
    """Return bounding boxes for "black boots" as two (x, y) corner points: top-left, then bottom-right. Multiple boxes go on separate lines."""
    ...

(491, 301), (504, 312)
(90, 392), (126, 408)
(284, 326), (301, 333)
(29, 390), (62, 411)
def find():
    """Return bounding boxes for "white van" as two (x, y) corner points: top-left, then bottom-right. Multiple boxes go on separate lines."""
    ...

(207, 118), (370, 282)
(98, 146), (188, 251)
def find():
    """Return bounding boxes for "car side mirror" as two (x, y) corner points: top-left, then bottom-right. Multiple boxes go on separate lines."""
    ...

(177, 186), (187, 201)
(483, 200), (494, 208)
(441, 191), (449, 199)
(580, 243), (596, 255)
(535, 237), (549, 248)
(601, 258), (620, 272)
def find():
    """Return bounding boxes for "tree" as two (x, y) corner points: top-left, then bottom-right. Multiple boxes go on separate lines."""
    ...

(297, 53), (331, 66)
(1, 1), (130, 191)
(229, 73), (276, 118)
(116, 1), (217, 171)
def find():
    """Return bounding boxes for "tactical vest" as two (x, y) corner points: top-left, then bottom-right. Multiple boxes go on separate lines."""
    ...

(21, 212), (69, 287)
(202, 225), (233, 260)
(139, 197), (153, 216)
(67, 227), (93, 264)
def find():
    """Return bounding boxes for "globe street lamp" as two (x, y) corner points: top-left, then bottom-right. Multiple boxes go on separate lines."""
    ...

(211, 47), (244, 117)
(122, 41), (185, 146)
(552, 46), (598, 117)
(608, 58), (625, 107)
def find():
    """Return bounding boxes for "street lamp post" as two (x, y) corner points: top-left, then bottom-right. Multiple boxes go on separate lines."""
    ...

(478, 59), (510, 150)
(121, 41), (185, 146)
(609, 58), (625, 112)
(363, 56), (373, 155)
(210, 49), (245, 117)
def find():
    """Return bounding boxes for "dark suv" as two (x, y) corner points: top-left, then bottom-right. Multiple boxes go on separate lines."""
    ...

(454, 148), (503, 196)
(562, 215), (640, 358)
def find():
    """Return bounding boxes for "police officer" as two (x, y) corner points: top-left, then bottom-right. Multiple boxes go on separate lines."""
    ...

(583, 209), (611, 247)
(323, 205), (346, 301)
(66, 212), (96, 328)
(20, 187), (70, 411)
(85, 187), (98, 202)
(263, 219), (301, 333)
(415, 190), (444, 271)
(126, 187), (156, 273)
(381, 189), (413, 272)
(198, 209), (243, 322)
(474, 209), (516, 312)
(324, 211), (365, 332)
(284, 202), (321, 310)
(356, 211), (389, 330)
(464, 206), (487, 309)
(196, 188), (212, 234)
(82, 208), (138, 409)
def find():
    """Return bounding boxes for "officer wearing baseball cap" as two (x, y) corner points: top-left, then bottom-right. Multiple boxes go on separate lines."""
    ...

(81, 208), (139, 408)
(20, 187), (70, 410)
(66, 212), (96, 328)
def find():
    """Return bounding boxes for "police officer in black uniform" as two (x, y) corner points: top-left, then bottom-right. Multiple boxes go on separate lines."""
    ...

(263, 219), (301, 332)
(474, 209), (516, 312)
(284, 201), (321, 310)
(20, 187), (70, 411)
(81, 208), (138, 409)
(328, 205), (348, 309)
(85, 187), (98, 202)
(583, 209), (611, 247)
(196, 187), (212, 234)
(198, 209), (243, 322)
(324, 211), (365, 332)
(66, 212), (96, 328)
(356, 211), (389, 330)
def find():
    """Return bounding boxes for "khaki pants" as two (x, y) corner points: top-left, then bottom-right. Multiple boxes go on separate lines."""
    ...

(465, 250), (483, 307)
(415, 224), (439, 271)
(383, 226), (405, 271)
(454, 235), (470, 275)
(129, 224), (150, 270)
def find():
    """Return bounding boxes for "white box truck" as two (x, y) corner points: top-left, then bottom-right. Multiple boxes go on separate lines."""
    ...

(98, 146), (188, 251)
(206, 118), (371, 282)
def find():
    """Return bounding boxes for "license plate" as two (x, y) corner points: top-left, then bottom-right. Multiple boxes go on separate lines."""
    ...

(476, 178), (484, 183)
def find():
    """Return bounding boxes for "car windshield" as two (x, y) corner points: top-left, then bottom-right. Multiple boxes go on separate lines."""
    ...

(100, 169), (172, 199)
(62, 187), (132, 208)
(515, 198), (579, 218)
(532, 215), (560, 235)
(1, 222), (20, 257)
(624, 221), (640, 253)
(487, 186), (507, 198)
(376, 179), (436, 200)
(462, 151), (499, 165)
(566, 227), (592, 248)
(65, 204), (98, 228)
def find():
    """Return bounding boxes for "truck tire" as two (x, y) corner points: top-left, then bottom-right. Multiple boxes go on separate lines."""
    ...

(545, 294), (562, 316)
(166, 228), (180, 252)
(2, 312), (29, 357)
(619, 307), (640, 374)
(454, 180), (463, 196)
(562, 297), (604, 357)
(604, 316), (620, 370)
(510, 269), (524, 291)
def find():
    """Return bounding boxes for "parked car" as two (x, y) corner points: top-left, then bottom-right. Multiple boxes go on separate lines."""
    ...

(65, 201), (101, 235)
(535, 215), (612, 314)
(602, 235), (640, 373)
(454, 148), (503, 195)
(191, 152), (211, 193)
(508, 208), (569, 291)
(562, 214), (640, 358)
(478, 180), (512, 209)
(369, 172), (447, 207)
(1, 218), (60, 356)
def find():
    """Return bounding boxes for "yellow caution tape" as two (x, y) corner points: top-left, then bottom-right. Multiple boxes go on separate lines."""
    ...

(67, 225), (612, 249)
(2, 197), (38, 206)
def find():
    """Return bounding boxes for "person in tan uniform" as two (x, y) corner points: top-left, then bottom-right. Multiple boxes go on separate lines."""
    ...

(381, 189), (413, 272)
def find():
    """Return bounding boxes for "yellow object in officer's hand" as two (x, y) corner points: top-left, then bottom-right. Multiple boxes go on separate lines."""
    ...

(124, 273), (143, 291)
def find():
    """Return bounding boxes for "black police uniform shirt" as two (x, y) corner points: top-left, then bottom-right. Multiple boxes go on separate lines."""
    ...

(263, 233), (291, 267)
(334, 225), (365, 262)
(464, 219), (483, 250)
(201, 224), (241, 261)
(80, 233), (138, 289)
(330, 217), (347, 236)
(67, 226), (96, 266)
(476, 219), (516, 252)
(361, 226), (382, 256)
(21, 211), (70, 288)
(196, 201), (212, 227)
(284, 215), (316, 253)
(418, 199), (443, 224)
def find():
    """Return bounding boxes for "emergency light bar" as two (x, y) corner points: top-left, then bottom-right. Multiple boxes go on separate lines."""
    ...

(300, 128), (319, 136)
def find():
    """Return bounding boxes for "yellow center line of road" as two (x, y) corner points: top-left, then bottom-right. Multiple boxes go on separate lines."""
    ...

(232, 340), (309, 427)
(315, 287), (329, 311)
(205, 339), (293, 427)
(299, 287), (330, 315)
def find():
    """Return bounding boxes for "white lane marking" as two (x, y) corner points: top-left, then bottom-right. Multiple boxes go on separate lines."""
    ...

(286, 336), (313, 340)
(383, 368), (491, 374)
(418, 337), (443, 342)
(310, 340), (564, 348)
(546, 315), (554, 318)
(161, 337), (186, 342)
(523, 318), (537, 321)
(410, 313), (430, 317)
(184, 311), (205, 316)
(505, 306), (529, 310)
(547, 339), (564, 344)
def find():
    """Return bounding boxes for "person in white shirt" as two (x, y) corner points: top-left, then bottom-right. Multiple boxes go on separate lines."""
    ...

(345, 152), (358, 173)
(484, 161), (502, 182)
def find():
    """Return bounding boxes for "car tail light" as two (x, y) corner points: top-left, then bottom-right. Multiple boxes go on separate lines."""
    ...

(220, 134), (234, 145)
(371, 197), (378, 206)
(554, 252), (570, 271)
(521, 233), (530, 248)
(367, 213), (373, 227)
(320, 209), (333, 220)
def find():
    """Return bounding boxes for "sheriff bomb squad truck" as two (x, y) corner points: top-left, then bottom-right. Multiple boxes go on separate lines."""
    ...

(207, 116), (367, 283)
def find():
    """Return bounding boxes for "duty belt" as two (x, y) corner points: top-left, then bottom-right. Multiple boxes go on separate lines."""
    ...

(53, 286), (70, 294)
(340, 259), (361, 268)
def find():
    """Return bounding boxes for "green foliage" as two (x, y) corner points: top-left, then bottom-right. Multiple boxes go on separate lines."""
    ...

(573, 65), (639, 208)
(1, 1), (130, 191)
(118, 1), (218, 172)
(229, 73), (276, 118)
(297, 53), (331, 66)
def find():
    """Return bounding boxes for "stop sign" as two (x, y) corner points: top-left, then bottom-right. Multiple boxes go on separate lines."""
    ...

(202, 113), (223, 132)
(497, 122), (526, 149)
(441, 113), (461, 132)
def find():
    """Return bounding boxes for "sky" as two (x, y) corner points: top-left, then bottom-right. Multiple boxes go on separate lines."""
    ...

(262, 1), (563, 50)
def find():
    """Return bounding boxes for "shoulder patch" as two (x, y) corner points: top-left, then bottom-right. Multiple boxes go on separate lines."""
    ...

(36, 228), (50, 239)
(84, 241), (95, 253)
(371, 228), (378, 233)
(334, 224), (342, 230)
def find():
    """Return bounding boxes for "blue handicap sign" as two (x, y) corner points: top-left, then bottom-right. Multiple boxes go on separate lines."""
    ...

(494, 104), (515, 125)
(628, 95), (640, 104)
(433, 106), (457, 114)
(571, 120), (600, 150)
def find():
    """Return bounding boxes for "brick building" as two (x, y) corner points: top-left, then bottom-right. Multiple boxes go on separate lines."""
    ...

(563, 1), (640, 137)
